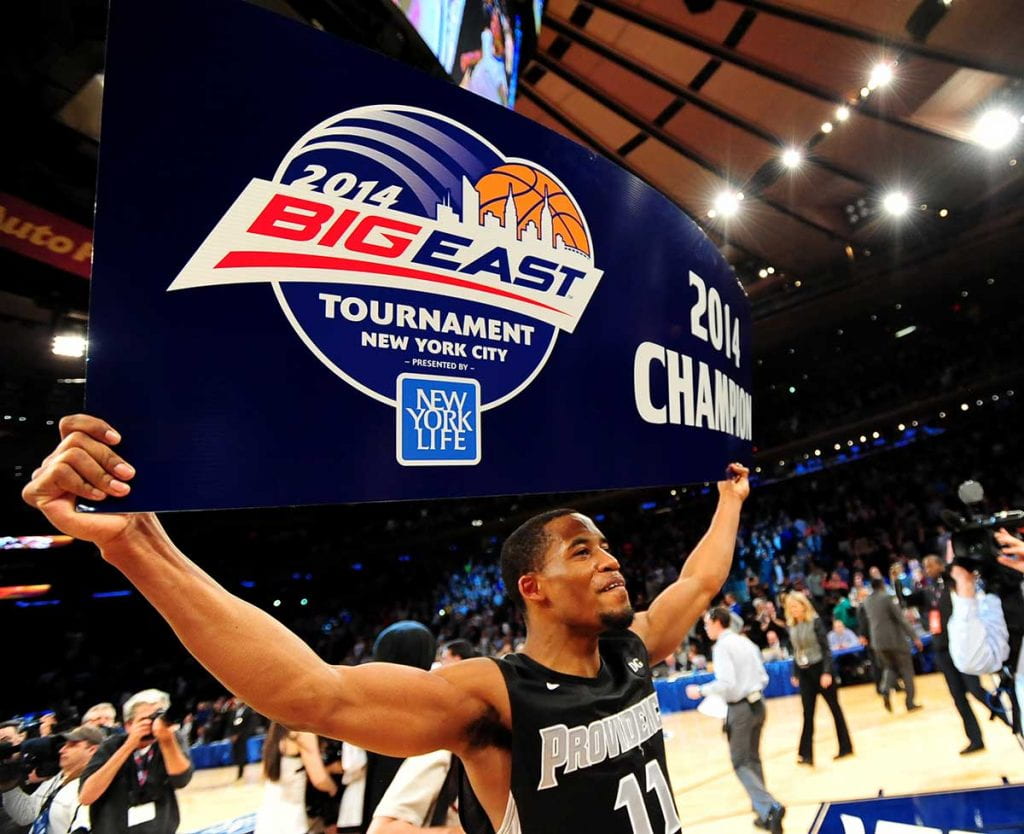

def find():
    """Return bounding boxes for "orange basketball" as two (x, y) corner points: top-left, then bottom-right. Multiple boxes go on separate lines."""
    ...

(474, 163), (590, 256)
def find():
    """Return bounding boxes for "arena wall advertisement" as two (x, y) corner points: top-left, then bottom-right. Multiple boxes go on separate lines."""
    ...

(84, 0), (751, 513)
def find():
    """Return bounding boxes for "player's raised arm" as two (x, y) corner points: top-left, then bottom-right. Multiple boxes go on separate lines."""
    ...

(22, 415), (493, 758)
(630, 463), (749, 662)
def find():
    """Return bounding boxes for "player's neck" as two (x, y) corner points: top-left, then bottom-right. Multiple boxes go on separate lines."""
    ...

(521, 624), (602, 677)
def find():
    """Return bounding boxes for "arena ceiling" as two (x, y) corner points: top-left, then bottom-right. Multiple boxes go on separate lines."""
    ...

(0, 0), (1022, 404)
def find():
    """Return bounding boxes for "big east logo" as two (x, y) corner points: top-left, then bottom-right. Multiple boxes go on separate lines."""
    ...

(169, 106), (603, 465)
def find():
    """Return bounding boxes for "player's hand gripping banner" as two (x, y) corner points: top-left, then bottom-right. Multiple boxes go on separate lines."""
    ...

(85, 0), (752, 512)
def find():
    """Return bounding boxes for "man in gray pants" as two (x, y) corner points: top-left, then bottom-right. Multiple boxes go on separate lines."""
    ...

(688, 607), (785, 834)
(860, 577), (924, 712)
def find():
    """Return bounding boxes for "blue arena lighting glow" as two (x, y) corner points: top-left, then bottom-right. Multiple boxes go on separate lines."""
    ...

(593, 514), (606, 522)
(640, 501), (657, 511)
(291, 572), (301, 580)
(92, 590), (133, 599)
(352, 563), (363, 572)
(15, 599), (61, 607)
(398, 554), (411, 563)
(239, 581), (256, 588)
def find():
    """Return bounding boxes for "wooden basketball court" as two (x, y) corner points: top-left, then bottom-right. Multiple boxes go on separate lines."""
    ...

(176, 674), (1024, 833)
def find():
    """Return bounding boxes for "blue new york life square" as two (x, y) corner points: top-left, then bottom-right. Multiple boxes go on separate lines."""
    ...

(397, 374), (482, 466)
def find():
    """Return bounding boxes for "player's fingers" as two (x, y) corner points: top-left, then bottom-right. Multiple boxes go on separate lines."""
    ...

(25, 461), (107, 504)
(58, 414), (122, 446)
(50, 448), (130, 497)
(61, 431), (135, 481)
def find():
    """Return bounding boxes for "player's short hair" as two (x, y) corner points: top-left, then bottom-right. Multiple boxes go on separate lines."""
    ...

(706, 607), (732, 629)
(500, 509), (578, 610)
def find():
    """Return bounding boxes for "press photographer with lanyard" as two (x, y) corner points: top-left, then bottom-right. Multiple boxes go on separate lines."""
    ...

(78, 690), (193, 834)
(1, 725), (103, 834)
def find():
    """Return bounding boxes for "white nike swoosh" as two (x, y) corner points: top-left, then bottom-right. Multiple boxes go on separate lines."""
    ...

(546, 682), (560, 690)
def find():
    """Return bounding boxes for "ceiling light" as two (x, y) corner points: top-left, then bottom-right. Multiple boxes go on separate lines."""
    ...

(782, 148), (802, 168)
(882, 191), (910, 216)
(860, 87), (870, 98)
(766, 266), (775, 275)
(868, 62), (894, 89)
(758, 269), (768, 278)
(971, 108), (1019, 150)
(872, 431), (880, 439)
(835, 106), (850, 121)
(52, 334), (86, 358)
(894, 325), (917, 338)
(821, 121), (833, 134)
(712, 191), (741, 217)
(794, 280), (802, 287)
(898, 423), (905, 431)
(814, 449), (821, 456)
(834, 443), (841, 451)
(938, 208), (948, 217)
(707, 209), (717, 218)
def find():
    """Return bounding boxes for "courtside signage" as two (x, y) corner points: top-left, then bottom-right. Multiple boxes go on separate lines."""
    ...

(85, 0), (752, 511)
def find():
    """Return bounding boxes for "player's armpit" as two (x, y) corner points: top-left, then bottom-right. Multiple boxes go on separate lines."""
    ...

(301, 657), (508, 759)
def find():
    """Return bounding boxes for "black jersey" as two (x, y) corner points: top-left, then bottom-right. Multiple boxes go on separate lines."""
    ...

(484, 630), (681, 834)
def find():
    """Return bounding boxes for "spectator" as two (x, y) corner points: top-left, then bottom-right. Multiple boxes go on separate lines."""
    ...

(254, 722), (336, 834)
(79, 689), (194, 834)
(831, 595), (858, 631)
(366, 645), (477, 834)
(827, 620), (860, 651)
(1, 726), (103, 834)
(761, 631), (787, 662)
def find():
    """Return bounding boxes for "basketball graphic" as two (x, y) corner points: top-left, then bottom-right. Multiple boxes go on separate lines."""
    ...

(474, 163), (591, 256)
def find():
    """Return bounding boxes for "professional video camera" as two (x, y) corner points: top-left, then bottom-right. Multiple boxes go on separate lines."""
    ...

(0, 736), (63, 783)
(0, 707), (81, 782)
(943, 481), (1024, 591)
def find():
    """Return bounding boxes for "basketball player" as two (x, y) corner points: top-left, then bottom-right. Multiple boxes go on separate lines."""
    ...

(23, 414), (750, 834)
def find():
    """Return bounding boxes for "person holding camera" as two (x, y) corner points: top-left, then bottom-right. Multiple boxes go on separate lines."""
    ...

(1, 725), (103, 834)
(78, 690), (193, 834)
(947, 528), (1024, 727)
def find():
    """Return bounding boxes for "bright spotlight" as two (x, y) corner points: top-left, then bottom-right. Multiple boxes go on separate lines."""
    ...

(821, 121), (833, 134)
(758, 269), (768, 279)
(835, 106), (850, 122)
(712, 191), (741, 217)
(882, 191), (910, 216)
(868, 62), (894, 89)
(781, 148), (802, 168)
(972, 109), (1019, 150)
(52, 334), (86, 358)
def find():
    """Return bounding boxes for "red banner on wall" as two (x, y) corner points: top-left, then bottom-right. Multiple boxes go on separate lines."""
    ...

(0, 192), (93, 278)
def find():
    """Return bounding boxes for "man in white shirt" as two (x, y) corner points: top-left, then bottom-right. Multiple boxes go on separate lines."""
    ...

(1, 725), (104, 834)
(948, 529), (1024, 725)
(687, 608), (784, 834)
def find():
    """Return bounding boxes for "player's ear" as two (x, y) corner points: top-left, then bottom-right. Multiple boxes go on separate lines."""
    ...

(519, 573), (543, 604)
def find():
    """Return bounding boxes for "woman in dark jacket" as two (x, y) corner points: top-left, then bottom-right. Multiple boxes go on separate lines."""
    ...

(785, 590), (854, 765)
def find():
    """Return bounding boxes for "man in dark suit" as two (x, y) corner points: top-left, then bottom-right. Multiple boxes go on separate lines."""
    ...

(227, 700), (256, 780)
(860, 578), (924, 712)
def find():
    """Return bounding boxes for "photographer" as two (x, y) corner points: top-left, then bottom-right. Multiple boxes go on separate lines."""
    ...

(1, 725), (103, 834)
(947, 528), (1024, 731)
(78, 690), (193, 834)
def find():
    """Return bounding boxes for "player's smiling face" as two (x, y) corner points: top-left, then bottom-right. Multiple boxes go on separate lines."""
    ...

(535, 513), (634, 631)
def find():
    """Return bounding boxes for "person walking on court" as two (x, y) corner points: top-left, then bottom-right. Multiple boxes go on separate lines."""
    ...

(687, 607), (785, 834)
(784, 591), (853, 764)
(859, 577), (924, 712)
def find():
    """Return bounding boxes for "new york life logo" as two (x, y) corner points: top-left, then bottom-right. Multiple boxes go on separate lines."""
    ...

(168, 106), (603, 465)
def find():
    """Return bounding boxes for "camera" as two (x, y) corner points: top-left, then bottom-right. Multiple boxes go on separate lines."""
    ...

(0, 735), (63, 783)
(944, 481), (1024, 593)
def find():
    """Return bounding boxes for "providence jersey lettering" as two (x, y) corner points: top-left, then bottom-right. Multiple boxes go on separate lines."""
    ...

(492, 630), (680, 834)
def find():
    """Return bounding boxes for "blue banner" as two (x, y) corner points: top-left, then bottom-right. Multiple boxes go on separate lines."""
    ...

(85, 0), (751, 512)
